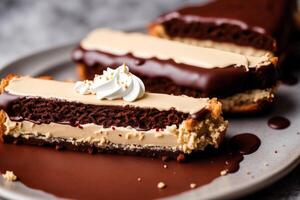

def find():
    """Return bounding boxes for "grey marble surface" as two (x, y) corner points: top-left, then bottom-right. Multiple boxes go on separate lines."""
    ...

(0, 0), (203, 66)
(0, 0), (299, 199)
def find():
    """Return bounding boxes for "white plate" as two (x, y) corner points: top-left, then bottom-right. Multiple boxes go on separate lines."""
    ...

(0, 43), (299, 200)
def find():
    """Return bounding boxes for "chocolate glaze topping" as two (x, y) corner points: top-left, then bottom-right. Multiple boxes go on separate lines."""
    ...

(155, 0), (296, 52)
(268, 116), (290, 130)
(73, 47), (277, 98)
(0, 93), (209, 131)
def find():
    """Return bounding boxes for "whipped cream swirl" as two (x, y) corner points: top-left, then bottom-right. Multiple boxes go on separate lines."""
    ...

(74, 64), (145, 102)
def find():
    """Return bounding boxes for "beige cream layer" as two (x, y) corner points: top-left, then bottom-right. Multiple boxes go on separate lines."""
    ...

(4, 115), (227, 153)
(5, 77), (209, 114)
(169, 38), (271, 57)
(81, 29), (274, 69)
(149, 24), (273, 57)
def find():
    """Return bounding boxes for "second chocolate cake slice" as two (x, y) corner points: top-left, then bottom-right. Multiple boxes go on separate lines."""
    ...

(72, 29), (278, 114)
(148, 0), (296, 56)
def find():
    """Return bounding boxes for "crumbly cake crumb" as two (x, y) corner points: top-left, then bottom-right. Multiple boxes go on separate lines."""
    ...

(161, 156), (169, 162)
(176, 154), (186, 162)
(45, 132), (52, 139)
(220, 170), (228, 176)
(2, 171), (17, 181)
(157, 182), (166, 189)
(163, 164), (168, 169)
(137, 177), (142, 182)
(190, 183), (197, 189)
(138, 133), (144, 140)
(154, 132), (163, 138)
(264, 163), (269, 167)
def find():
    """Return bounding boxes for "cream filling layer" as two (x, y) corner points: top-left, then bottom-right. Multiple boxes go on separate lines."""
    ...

(81, 29), (273, 69)
(3, 115), (228, 153)
(5, 77), (209, 114)
(171, 37), (272, 57)
(4, 119), (177, 147)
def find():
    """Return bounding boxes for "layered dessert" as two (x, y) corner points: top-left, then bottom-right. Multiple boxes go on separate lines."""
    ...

(148, 0), (296, 56)
(72, 29), (278, 114)
(0, 69), (228, 160)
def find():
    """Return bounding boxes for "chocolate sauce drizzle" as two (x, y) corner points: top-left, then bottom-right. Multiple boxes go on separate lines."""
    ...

(268, 116), (290, 130)
(0, 132), (261, 199)
(221, 133), (261, 173)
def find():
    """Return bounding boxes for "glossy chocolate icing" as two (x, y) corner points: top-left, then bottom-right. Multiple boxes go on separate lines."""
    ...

(73, 47), (277, 98)
(155, 0), (296, 52)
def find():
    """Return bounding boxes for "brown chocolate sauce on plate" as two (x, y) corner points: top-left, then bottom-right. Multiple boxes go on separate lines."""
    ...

(229, 133), (261, 155)
(268, 116), (290, 130)
(0, 133), (261, 199)
(281, 75), (298, 86)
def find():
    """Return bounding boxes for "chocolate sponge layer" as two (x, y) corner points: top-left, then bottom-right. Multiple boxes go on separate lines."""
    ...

(0, 93), (195, 131)
(161, 19), (275, 51)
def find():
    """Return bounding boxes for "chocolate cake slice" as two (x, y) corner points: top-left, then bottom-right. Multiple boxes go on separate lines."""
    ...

(148, 0), (296, 56)
(0, 75), (228, 160)
(72, 29), (278, 114)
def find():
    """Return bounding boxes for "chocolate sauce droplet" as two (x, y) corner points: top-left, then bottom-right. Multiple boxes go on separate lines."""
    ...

(229, 133), (261, 155)
(224, 153), (244, 173)
(268, 116), (290, 130)
(281, 75), (298, 86)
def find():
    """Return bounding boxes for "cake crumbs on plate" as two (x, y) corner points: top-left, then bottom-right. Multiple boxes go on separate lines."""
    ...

(220, 170), (228, 176)
(2, 171), (17, 181)
(190, 183), (197, 189)
(157, 182), (166, 189)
